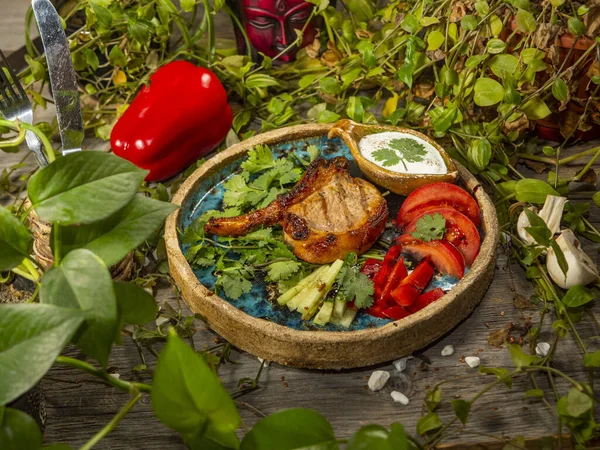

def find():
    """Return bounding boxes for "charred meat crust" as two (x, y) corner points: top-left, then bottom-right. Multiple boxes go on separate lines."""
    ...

(204, 156), (388, 264)
(284, 199), (388, 264)
(204, 157), (348, 237)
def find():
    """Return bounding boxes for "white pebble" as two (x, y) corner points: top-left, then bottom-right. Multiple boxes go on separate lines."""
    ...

(441, 345), (455, 356)
(390, 391), (409, 405)
(258, 357), (271, 366)
(393, 357), (408, 372)
(368, 370), (390, 391)
(110, 373), (121, 379)
(465, 356), (480, 368)
(536, 342), (551, 357)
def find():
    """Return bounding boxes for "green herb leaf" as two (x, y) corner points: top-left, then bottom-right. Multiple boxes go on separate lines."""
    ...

(474, 77), (505, 106)
(0, 206), (33, 271)
(552, 79), (568, 102)
(0, 304), (84, 405)
(562, 285), (595, 308)
(266, 261), (302, 282)
(0, 408), (43, 450)
(524, 389), (544, 398)
(583, 351), (600, 367)
(28, 152), (147, 225)
(219, 273), (253, 300)
(460, 15), (478, 31)
(152, 329), (240, 436)
(411, 213), (446, 242)
(478, 366), (513, 388)
(318, 110), (341, 123)
(426, 386), (442, 411)
(180, 0), (195, 12)
(240, 408), (337, 450)
(514, 179), (559, 203)
(508, 343), (540, 369)
(416, 412), (443, 435)
(40, 249), (117, 367)
(516, 8), (536, 32)
(402, 14), (420, 33)
(520, 96), (552, 120)
(451, 399), (471, 424)
(372, 148), (401, 167)
(567, 17), (585, 36)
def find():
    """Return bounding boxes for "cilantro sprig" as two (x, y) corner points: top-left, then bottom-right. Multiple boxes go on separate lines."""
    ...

(410, 213), (447, 242)
(184, 144), (319, 300)
(372, 138), (427, 170)
(334, 253), (375, 309)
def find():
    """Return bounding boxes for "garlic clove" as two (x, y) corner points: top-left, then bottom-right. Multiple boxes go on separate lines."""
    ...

(538, 195), (568, 236)
(517, 206), (538, 245)
(517, 195), (567, 246)
(547, 229), (599, 289)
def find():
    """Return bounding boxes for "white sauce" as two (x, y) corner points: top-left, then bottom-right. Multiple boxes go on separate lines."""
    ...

(358, 131), (447, 174)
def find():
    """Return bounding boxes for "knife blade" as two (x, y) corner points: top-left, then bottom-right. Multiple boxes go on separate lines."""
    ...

(32, 0), (84, 154)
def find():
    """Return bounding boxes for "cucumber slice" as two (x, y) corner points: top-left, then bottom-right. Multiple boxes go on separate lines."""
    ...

(313, 301), (334, 326)
(298, 259), (344, 320)
(332, 293), (347, 320)
(338, 308), (357, 328)
(286, 264), (331, 311)
(277, 265), (329, 306)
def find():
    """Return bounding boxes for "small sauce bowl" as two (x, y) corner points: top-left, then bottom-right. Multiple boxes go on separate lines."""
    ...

(329, 119), (458, 195)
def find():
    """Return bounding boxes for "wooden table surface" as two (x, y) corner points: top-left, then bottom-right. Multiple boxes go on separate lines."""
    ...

(2, 3), (600, 449)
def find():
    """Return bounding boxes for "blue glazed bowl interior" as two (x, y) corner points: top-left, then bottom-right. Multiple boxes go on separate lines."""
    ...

(178, 136), (462, 331)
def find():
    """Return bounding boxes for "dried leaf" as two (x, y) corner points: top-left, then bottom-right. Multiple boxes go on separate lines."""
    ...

(414, 83), (435, 99)
(513, 294), (536, 310)
(488, 323), (513, 347)
(449, 1), (469, 22)
(320, 42), (343, 68)
(305, 30), (321, 59)
(503, 114), (530, 133)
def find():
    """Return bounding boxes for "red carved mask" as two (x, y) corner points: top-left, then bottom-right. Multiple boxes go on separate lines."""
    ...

(240, 0), (317, 62)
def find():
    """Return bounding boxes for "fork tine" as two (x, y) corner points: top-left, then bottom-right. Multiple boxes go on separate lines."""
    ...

(0, 50), (27, 100)
(0, 50), (23, 102)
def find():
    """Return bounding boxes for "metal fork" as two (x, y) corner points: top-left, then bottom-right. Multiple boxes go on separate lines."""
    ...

(0, 49), (49, 166)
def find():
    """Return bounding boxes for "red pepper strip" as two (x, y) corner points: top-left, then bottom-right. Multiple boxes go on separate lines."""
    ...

(366, 303), (388, 318)
(407, 288), (445, 313)
(361, 258), (382, 280)
(390, 259), (435, 307)
(372, 245), (402, 298)
(111, 61), (232, 181)
(382, 305), (411, 320)
(379, 257), (409, 305)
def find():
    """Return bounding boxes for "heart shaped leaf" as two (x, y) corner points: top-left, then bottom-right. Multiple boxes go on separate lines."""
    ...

(152, 330), (240, 436)
(0, 408), (43, 449)
(0, 304), (83, 405)
(0, 207), (33, 271)
(40, 249), (117, 367)
(58, 196), (177, 267)
(28, 152), (147, 225)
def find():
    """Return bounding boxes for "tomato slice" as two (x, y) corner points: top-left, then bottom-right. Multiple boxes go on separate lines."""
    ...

(396, 235), (465, 279)
(397, 182), (481, 227)
(382, 305), (411, 320)
(407, 288), (445, 313)
(372, 245), (402, 299)
(390, 259), (434, 306)
(403, 207), (480, 267)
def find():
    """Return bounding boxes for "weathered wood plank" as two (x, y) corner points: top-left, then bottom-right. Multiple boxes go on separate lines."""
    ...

(2, 3), (600, 448)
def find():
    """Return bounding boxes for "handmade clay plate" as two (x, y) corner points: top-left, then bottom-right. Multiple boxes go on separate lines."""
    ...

(165, 124), (499, 369)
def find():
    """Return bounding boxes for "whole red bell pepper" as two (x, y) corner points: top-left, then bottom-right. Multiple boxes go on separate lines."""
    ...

(111, 61), (232, 181)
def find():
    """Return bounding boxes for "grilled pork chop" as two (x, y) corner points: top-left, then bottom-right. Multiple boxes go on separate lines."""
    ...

(204, 157), (388, 264)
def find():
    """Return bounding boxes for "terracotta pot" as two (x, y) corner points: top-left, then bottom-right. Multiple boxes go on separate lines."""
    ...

(501, 18), (599, 142)
(165, 124), (500, 369)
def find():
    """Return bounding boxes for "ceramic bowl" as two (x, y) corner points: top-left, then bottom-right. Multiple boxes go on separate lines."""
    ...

(329, 119), (458, 195)
(165, 123), (499, 369)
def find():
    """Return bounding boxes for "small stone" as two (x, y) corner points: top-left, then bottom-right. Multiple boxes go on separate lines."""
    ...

(368, 370), (390, 391)
(393, 357), (408, 372)
(465, 356), (480, 368)
(110, 373), (121, 379)
(258, 357), (271, 366)
(391, 391), (409, 405)
(441, 345), (454, 356)
(536, 342), (551, 357)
